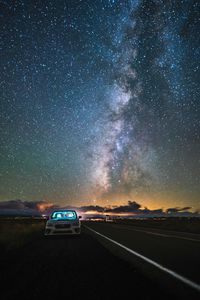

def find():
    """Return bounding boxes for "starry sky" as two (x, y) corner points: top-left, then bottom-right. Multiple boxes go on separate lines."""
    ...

(0, 0), (200, 211)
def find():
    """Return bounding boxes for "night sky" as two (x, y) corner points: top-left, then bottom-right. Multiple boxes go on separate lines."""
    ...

(1, 0), (200, 211)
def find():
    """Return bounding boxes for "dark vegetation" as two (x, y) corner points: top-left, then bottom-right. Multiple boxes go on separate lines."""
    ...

(0, 218), (45, 252)
(113, 217), (200, 234)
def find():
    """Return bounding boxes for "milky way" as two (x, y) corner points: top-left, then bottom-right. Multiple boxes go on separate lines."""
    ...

(0, 0), (200, 210)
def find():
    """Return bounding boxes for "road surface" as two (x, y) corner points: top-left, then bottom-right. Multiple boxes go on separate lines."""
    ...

(1, 222), (200, 299)
(84, 221), (200, 298)
(1, 229), (171, 300)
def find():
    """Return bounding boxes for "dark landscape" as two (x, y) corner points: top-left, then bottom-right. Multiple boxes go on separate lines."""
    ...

(1, 218), (200, 300)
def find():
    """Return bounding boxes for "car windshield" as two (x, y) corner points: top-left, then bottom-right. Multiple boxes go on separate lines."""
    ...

(51, 211), (77, 220)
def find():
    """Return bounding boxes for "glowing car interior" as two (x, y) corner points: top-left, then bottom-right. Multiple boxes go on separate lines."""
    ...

(51, 211), (77, 220)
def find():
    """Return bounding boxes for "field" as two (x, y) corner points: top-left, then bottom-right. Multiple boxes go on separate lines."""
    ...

(0, 218), (45, 252)
(112, 217), (200, 233)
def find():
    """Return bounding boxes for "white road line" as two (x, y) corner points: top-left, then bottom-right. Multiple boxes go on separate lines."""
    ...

(85, 225), (200, 293)
(112, 225), (200, 242)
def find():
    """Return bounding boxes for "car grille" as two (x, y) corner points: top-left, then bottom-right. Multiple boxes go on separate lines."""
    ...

(54, 230), (72, 234)
(55, 224), (71, 229)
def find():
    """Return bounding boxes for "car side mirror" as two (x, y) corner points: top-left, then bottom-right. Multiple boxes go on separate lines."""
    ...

(79, 216), (82, 219)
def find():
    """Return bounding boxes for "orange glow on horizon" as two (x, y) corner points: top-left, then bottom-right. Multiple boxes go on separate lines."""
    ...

(37, 202), (54, 212)
(83, 210), (136, 217)
(86, 190), (197, 212)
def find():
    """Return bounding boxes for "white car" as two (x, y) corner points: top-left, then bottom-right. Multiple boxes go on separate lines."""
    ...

(44, 210), (81, 236)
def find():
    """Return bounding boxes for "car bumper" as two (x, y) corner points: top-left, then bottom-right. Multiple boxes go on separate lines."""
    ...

(44, 227), (81, 235)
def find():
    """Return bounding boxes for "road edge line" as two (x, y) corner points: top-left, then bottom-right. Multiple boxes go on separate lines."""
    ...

(84, 225), (200, 293)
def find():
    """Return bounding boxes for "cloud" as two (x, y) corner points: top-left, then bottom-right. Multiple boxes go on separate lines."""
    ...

(80, 205), (105, 213)
(105, 201), (141, 213)
(0, 199), (27, 210)
(0, 200), (55, 216)
(166, 207), (192, 214)
(0, 199), (199, 218)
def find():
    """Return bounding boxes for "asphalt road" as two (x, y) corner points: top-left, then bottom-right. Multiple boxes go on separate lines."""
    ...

(1, 222), (200, 300)
(1, 228), (171, 300)
(84, 221), (200, 298)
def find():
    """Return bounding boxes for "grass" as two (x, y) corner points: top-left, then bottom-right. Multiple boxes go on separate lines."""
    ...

(0, 218), (45, 252)
(113, 217), (200, 234)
